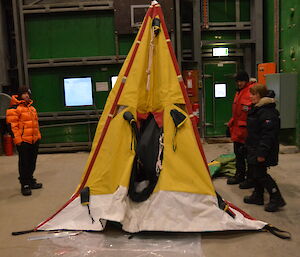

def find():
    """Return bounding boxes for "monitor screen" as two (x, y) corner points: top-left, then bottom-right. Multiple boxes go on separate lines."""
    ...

(111, 76), (118, 89)
(64, 77), (93, 106)
(214, 83), (227, 98)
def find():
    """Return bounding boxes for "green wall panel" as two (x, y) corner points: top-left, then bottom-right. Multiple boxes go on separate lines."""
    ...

(240, 0), (250, 22)
(40, 123), (97, 144)
(26, 12), (116, 59)
(118, 34), (135, 55)
(25, 11), (135, 145)
(208, 0), (250, 22)
(279, 0), (300, 73)
(29, 65), (121, 144)
(209, 0), (236, 22)
(182, 32), (193, 51)
(278, 0), (300, 146)
(263, 0), (274, 62)
(29, 65), (121, 112)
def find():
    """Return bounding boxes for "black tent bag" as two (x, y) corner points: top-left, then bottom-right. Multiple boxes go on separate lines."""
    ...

(128, 113), (163, 202)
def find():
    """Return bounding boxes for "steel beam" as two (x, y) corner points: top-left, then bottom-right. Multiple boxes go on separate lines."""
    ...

(12, 0), (24, 87)
(38, 110), (102, 121)
(274, 0), (279, 72)
(22, 1), (113, 14)
(27, 55), (126, 68)
(38, 143), (92, 153)
(175, 0), (182, 69)
(235, 0), (240, 48)
(182, 22), (251, 32)
(244, 46), (252, 76)
(0, 2), (10, 91)
(18, 0), (29, 87)
(252, 0), (263, 75)
(193, 0), (201, 66)
(193, 0), (203, 135)
(201, 39), (255, 46)
(39, 121), (98, 128)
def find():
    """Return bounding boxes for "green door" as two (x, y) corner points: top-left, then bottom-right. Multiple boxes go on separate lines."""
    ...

(204, 62), (237, 137)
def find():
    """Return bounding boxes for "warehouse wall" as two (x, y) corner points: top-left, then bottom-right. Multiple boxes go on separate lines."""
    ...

(263, 0), (300, 146)
(278, 0), (300, 146)
(26, 12), (133, 112)
(24, 9), (135, 146)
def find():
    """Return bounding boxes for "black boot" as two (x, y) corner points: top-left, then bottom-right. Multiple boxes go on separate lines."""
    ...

(21, 185), (32, 196)
(239, 169), (254, 189)
(239, 179), (255, 189)
(244, 184), (264, 205)
(31, 178), (43, 189)
(260, 174), (286, 212)
(227, 171), (245, 185)
(265, 186), (286, 212)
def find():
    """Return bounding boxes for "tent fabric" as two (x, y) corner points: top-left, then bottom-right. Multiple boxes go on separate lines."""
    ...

(38, 187), (266, 233)
(35, 2), (267, 234)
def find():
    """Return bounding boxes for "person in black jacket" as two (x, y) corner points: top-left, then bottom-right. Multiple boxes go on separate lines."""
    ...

(243, 84), (286, 212)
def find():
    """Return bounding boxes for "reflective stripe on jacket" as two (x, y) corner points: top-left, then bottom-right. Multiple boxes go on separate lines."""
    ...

(6, 95), (41, 145)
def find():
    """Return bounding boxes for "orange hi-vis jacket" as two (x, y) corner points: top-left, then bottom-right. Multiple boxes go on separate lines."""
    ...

(6, 95), (41, 145)
(228, 81), (255, 144)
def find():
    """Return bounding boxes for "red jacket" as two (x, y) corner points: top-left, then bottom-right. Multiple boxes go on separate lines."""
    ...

(6, 95), (41, 145)
(228, 82), (255, 143)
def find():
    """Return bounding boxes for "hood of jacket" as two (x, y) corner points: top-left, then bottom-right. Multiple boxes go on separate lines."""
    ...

(10, 95), (33, 107)
(255, 97), (276, 107)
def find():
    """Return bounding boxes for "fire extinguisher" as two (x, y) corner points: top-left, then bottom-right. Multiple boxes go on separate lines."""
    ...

(192, 103), (200, 124)
(185, 71), (194, 97)
(3, 133), (14, 156)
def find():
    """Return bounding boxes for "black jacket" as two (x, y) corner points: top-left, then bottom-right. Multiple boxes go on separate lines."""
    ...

(246, 97), (280, 166)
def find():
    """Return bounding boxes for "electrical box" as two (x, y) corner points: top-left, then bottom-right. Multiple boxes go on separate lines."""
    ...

(258, 63), (276, 85)
(265, 73), (298, 129)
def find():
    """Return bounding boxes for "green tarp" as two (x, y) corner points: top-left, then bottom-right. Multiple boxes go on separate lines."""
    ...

(208, 153), (236, 178)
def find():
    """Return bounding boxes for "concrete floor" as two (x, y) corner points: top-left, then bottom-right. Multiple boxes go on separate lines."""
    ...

(0, 142), (299, 257)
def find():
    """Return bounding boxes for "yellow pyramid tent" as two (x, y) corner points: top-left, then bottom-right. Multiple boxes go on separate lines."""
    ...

(34, 1), (268, 234)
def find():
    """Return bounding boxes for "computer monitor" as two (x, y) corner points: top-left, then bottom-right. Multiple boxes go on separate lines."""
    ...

(64, 77), (93, 107)
(214, 83), (227, 98)
(111, 76), (118, 89)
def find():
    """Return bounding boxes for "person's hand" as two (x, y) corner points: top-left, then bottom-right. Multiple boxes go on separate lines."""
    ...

(257, 156), (265, 162)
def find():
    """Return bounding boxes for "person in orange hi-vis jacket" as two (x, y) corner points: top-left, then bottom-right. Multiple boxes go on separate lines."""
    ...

(227, 71), (255, 189)
(6, 87), (42, 196)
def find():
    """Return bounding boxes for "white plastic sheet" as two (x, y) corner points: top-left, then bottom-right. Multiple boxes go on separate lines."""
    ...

(34, 230), (203, 257)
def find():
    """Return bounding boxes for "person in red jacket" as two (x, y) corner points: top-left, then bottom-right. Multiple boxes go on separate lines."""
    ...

(227, 71), (255, 188)
(6, 87), (42, 196)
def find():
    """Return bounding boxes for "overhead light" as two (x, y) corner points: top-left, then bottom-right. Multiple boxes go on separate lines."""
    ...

(213, 48), (229, 56)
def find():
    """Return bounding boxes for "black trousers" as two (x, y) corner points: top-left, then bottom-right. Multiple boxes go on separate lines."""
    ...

(248, 164), (278, 195)
(233, 141), (246, 174)
(17, 141), (39, 186)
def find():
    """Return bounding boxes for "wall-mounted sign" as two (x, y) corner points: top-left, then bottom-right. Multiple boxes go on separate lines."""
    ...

(213, 48), (229, 56)
(96, 82), (109, 92)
